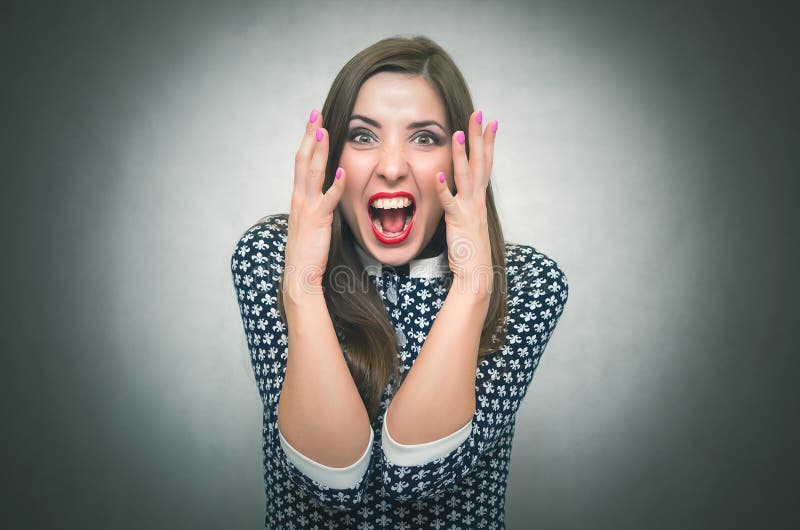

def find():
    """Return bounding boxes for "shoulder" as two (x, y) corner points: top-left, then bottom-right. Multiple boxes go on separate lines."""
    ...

(232, 213), (288, 256)
(230, 214), (289, 280)
(503, 241), (569, 307)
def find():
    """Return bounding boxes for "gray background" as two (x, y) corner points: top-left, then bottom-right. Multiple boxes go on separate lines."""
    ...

(4, 0), (797, 528)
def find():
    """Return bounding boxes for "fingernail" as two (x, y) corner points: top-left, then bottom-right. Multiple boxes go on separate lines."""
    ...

(438, 171), (445, 183)
(457, 131), (465, 145)
(316, 128), (323, 142)
(309, 109), (318, 123)
(476, 111), (482, 124)
(336, 167), (343, 179)
(492, 120), (498, 133)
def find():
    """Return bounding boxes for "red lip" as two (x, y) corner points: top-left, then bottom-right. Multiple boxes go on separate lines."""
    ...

(366, 191), (416, 245)
(367, 190), (416, 203)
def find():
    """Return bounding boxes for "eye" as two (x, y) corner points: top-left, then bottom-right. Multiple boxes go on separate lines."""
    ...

(415, 132), (441, 146)
(348, 128), (375, 145)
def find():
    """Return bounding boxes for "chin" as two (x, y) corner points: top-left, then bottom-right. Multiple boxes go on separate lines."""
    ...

(365, 233), (420, 265)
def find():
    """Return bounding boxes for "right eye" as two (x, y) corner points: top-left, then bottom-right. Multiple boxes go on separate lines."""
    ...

(348, 129), (375, 145)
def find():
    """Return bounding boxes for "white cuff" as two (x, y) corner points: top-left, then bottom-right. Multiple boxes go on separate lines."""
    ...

(278, 426), (373, 489)
(381, 410), (472, 466)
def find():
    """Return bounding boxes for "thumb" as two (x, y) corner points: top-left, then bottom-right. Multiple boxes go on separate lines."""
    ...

(321, 166), (346, 214)
(435, 171), (457, 213)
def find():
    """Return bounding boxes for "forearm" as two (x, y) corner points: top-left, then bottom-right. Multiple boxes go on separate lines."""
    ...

(386, 283), (490, 445)
(279, 280), (371, 468)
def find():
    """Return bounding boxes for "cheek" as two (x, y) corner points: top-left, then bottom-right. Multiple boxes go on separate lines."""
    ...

(340, 149), (371, 173)
(339, 190), (360, 220)
(433, 160), (455, 190)
(421, 187), (444, 226)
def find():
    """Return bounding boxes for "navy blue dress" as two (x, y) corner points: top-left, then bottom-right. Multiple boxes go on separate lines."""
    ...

(231, 214), (569, 529)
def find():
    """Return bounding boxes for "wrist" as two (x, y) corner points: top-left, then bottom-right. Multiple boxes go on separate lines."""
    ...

(281, 269), (325, 308)
(448, 276), (492, 307)
(451, 266), (493, 301)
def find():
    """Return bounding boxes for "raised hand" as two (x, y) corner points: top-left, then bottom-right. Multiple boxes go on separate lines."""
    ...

(435, 110), (498, 296)
(283, 109), (346, 297)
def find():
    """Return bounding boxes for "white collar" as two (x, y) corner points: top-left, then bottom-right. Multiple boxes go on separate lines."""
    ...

(354, 243), (449, 278)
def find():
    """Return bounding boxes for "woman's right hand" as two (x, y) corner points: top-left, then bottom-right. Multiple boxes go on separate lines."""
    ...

(283, 109), (346, 298)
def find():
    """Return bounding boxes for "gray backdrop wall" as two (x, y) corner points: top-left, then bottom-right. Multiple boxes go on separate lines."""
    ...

(4, 0), (797, 529)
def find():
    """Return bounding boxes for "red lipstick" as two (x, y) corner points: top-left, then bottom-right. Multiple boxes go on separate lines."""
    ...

(367, 191), (416, 245)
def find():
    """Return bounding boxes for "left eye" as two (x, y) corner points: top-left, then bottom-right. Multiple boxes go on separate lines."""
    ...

(415, 133), (439, 145)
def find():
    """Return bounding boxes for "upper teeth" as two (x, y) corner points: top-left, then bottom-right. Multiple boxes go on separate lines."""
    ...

(371, 197), (412, 209)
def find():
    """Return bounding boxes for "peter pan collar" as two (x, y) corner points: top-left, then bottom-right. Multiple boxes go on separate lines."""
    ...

(354, 243), (449, 278)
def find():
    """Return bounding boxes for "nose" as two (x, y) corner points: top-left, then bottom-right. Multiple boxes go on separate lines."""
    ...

(375, 139), (408, 184)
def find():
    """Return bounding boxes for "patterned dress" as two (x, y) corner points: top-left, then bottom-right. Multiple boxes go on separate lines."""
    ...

(231, 214), (569, 529)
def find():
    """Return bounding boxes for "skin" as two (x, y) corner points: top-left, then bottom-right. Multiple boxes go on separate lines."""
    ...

(279, 74), (500, 465)
(282, 70), (498, 288)
(337, 71), (455, 266)
(278, 112), (368, 468)
(382, 92), (501, 445)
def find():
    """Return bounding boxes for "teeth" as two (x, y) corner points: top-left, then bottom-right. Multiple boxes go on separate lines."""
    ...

(370, 196), (412, 209)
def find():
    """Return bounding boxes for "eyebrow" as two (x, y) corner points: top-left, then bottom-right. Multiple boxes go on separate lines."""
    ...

(349, 114), (448, 134)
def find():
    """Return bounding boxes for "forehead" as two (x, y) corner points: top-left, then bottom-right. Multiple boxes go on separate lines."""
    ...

(353, 72), (446, 121)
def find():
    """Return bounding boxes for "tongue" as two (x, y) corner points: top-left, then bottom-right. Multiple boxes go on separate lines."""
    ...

(379, 208), (406, 233)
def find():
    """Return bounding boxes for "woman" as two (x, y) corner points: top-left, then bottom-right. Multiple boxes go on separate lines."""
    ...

(231, 35), (569, 529)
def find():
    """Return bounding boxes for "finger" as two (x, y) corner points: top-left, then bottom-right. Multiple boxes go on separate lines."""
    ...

(435, 170), (458, 214)
(294, 109), (322, 196)
(468, 110), (485, 190)
(321, 166), (346, 215)
(451, 129), (470, 195)
(483, 119), (498, 187)
(307, 126), (329, 198)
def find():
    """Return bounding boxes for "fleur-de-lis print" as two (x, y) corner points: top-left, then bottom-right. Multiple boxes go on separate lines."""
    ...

(231, 214), (568, 529)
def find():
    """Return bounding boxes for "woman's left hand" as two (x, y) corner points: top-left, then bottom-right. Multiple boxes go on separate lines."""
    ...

(436, 110), (498, 297)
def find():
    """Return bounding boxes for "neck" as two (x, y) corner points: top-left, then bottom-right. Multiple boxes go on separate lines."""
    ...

(415, 240), (444, 260)
(352, 238), (448, 279)
(415, 222), (446, 260)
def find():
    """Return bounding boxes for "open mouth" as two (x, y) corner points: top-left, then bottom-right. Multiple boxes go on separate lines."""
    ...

(370, 197), (415, 235)
(367, 192), (416, 244)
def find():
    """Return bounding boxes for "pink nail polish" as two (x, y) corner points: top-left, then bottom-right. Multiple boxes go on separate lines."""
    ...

(476, 111), (482, 124)
(492, 120), (498, 133)
(457, 131), (465, 145)
(335, 167), (343, 179)
(316, 128), (323, 142)
(438, 171), (445, 183)
(309, 109), (318, 123)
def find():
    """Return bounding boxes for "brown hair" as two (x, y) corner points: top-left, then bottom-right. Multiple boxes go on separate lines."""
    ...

(277, 35), (507, 423)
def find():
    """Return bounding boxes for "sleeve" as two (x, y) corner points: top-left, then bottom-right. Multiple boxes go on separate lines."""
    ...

(278, 423), (374, 490)
(377, 244), (569, 501)
(381, 413), (472, 466)
(230, 215), (374, 510)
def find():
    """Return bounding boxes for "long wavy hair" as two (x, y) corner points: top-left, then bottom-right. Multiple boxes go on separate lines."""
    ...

(276, 35), (508, 423)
